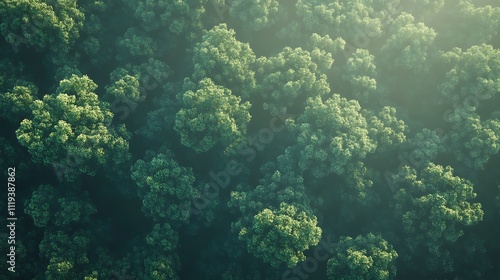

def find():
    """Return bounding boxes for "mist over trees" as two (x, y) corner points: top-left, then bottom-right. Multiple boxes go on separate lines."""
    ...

(1, 0), (500, 279)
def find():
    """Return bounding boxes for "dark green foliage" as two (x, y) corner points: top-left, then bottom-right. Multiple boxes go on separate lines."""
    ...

(327, 233), (398, 280)
(25, 184), (96, 228)
(2, 1), (500, 279)
(392, 163), (484, 273)
(0, 0), (84, 53)
(131, 147), (197, 223)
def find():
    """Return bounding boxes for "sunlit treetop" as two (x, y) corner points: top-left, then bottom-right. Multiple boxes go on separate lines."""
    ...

(174, 77), (251, 154)
(392, 163), (484, 273)
(193, 23), (257, 100)
(440, 44), (500, 103)
(327, 233), (398, 280)
(447, 108), (500, 170)
(16, 75), (131, 181)
(296, 0), (383, 42)
(381, 13), (437, 72)
(237, 202), (321, 268)
(256, 47), (331, 115)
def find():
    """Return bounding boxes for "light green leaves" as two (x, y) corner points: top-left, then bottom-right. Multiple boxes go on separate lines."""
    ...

(16, 75), (130, 181)
(229, 0), (280, 31)
(327, 233), (398, 280)
(440, 44), (500, 103)
(193, 24), (257, 100)
(175, 78), (251, 153)
(257, 47), (330, 115)
(381, 13), (437, 72)
(392, 163), (484, 272)
(238, 202), (321, 268)
(131, 148), (197, 223)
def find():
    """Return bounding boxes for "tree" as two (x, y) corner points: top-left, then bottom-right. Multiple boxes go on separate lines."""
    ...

(256, 47), (330, 115)
(145, 223), (179, 253)
(442, 1), (500, 47)
(391, 163), (484, 274)
(296, 0), (383, 43)
(116, 27), (158, 60)
(174, 78), (251, 153)
(237, 202), (321, 268)
(447, 108), (500, 170)
(440, 44), (500, 104)
(402, 128), (444, 166)
(366, 106), (407, 152)
(307, 33), (345, 72)
(229, 0), (280, 31)
(380, 13), (437, 72)
(229, 168), (311, 216)
(104, 68), (142, 109)
(400, 0), (445, 21)
(0, 83), (37, 123)
(0, 0), (84, 53)
(286, 95), (377, 178)
(16, 74), (131, 181)
(192, 24), (257, 100)
(327, 233), (398, 280)
(343, 48), (378, 104)
(39, 229), (93, 280)
(130, 147), (197, 223)
(123, 0), (207, 39)
(25, 184), (96, 228)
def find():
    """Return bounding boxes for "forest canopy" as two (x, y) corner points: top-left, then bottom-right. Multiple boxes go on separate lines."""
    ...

(1, 0), (499, 279)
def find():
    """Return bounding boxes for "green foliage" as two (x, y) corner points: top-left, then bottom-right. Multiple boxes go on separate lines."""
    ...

(0, 0), (84, 53)
(104, 68), (141, 104)
(401, 0), (445, 20)
(39, 230), (92, 280)
(237, 202), (321, 268)
(404, 128), (444, 165)
(447, 108), (500, 170)
(131, 147), (197, 222)
(0, 83), (37, 123)
(193, 24), (257, 100)
(123, 0), (207, 39)
(116, 27), (158, 60)
(343, 49), (378, 103)
(366, 106), (407, 152)
(1, 0), (500, 279)
(256, 47), (331, 115)
(0, 138), (16, 172)
(229, 169), (310, 216)
(25, 184), (96, 228)
(229, 0), (280, 31)
(16, 75), (131, 181)
(296, 0), (383, 42)
(327, 233), (398, 280)
(174, 78), (251, 153)
(447, 1), (500, 47)
(145, 223), (179, 253)
(307, 33), (345, 72)
(287, 95), (377, 178)
(381, 13), (437, 72)
(392, 163), (484, 273)
(141, 254), (180, 280)
(440, 44), (500, 103)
